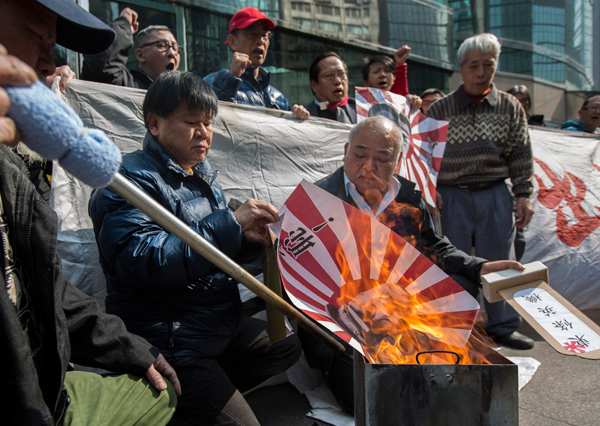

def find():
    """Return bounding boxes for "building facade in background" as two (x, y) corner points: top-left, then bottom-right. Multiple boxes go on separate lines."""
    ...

(58, 0), (596, 123)
(450, 0), (596, 124)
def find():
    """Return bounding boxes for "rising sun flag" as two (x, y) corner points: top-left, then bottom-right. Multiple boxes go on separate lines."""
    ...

(276, 180), (481, 364)
(355, 87), (448, 208)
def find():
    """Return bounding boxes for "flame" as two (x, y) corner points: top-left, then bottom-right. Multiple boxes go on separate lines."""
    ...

(332, 200), (493, 365)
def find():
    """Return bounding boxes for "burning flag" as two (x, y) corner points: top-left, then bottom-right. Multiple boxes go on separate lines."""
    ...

(355, 87), (448, 208)
(276, 180), (481, 364)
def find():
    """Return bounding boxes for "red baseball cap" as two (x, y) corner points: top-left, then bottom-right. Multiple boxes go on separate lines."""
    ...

(229, 7), (275, 34)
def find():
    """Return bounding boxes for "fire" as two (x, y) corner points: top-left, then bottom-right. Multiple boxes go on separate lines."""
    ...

(335, 278), (492, 365)
(331, 200), (493, 365)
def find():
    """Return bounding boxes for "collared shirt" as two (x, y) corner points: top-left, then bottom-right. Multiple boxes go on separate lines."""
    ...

(455, 83), (498, 111)
(343, 171), (401, 218)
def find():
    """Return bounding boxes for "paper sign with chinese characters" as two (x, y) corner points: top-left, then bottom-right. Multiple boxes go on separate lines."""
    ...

(275, 180), (480, 362)
(484, 262), (600, 359)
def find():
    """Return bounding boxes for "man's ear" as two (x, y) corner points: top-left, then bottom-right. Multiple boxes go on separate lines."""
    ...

(135, 48), (145, 64)
(310, 79), (318, 96)
(227, 34), (237, 50)
(147, 113), (160, 137)
(343, 142), (349, 160)
(363, 80), (368, 86)
(396, 152), (403, 169)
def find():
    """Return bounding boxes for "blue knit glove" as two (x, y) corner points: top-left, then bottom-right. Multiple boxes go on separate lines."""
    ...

(4, 80), (121, 187)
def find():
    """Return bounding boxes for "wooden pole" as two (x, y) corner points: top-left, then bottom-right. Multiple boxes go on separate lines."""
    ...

(108, 173), (345, 352)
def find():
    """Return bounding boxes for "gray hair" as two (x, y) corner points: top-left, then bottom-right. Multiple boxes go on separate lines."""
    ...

(136, 25), (173, 48)
(457, 33), (501, 66)
(348, 116), (404, 164)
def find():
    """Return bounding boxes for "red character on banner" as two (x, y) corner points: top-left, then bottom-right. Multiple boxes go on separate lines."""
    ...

(534, 158), (600, 248)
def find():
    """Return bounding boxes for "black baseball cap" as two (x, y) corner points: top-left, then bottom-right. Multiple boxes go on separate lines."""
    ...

(34, 0), (115, 54)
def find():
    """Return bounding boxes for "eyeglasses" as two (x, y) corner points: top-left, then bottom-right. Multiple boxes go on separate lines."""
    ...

(582, 106), (600, 112)
(319, 71), (348, 81)
(140, 39), (183, 54)
(239, 30), (273, 41)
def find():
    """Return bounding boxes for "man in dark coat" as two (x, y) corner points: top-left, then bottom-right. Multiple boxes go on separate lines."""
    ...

(0, 0), (180, 424)
(81, 7), (180, 89)
(298, 115), (526, 413)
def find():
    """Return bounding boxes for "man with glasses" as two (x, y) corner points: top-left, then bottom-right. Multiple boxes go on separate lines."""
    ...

(82, 7), (180, 89)
(305, 52), (356, 124)
(204, 7), (309, 120)
(561, 95), (600, 134)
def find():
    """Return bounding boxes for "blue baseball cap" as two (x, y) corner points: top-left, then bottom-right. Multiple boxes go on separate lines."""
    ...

(35, 0), (115, 55)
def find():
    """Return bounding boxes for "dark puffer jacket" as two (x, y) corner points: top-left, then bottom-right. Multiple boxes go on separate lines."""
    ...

(204, 66), (291, 110)
(89, 132), (247, 366)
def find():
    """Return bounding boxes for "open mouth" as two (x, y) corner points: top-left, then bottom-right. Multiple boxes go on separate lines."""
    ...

(253, 48), (265, 56)
(166, 63), (175, 71)
(377, 80), (388, 88)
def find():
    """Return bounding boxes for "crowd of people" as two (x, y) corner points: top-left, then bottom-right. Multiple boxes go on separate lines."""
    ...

(1, 0), (599, 425)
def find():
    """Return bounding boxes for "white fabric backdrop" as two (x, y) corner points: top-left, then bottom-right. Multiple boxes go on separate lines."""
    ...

(51, 80), (600, 310)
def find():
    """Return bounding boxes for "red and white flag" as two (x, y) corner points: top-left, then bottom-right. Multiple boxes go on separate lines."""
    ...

(355, 87), (448, 207)
(400, 111), (448, 207)
(276, 180), (479, 356)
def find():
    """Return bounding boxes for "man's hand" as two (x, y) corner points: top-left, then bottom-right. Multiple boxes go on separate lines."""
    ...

(515, 196), (534, 229)
(0, 45), (37, 146)
(406, 94), (421, 111)
(47, 65), (76, 91)
(229, 52), (252, 78)
(233, 199), (279, 245)
(480, 260), (525, 278)
(291, 104), (309, 120)
(120, 7), (139, 34)
(145, 353), (182, 397)
(394, 45), (411, 67)
(435, 191), (443, 210)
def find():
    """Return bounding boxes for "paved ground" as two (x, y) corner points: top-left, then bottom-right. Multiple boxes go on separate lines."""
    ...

(245, 309), (600, 425)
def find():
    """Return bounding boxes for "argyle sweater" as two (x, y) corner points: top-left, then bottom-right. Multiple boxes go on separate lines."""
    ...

(426, 84), (533, 196)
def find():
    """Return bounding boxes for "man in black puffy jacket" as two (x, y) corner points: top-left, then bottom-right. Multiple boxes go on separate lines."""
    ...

(90, 71), (302, 426)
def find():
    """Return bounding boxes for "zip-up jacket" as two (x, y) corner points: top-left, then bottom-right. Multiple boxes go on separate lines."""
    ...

(89, 132), (251, 366)
(204, 66), (291, 110)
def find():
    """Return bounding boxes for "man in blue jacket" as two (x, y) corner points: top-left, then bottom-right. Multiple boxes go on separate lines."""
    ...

(90, 71), (302, 426)
(204, 7), (309, 120)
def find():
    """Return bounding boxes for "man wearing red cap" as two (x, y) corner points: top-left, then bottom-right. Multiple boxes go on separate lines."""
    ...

(204, 7), (309, 119)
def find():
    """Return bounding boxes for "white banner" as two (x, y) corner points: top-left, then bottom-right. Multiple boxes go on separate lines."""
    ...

(51, 81), (600, 310)
(521, 127), (600, 310)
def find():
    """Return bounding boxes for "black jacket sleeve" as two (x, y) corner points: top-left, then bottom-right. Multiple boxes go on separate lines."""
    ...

(80, 17), (139, 88)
